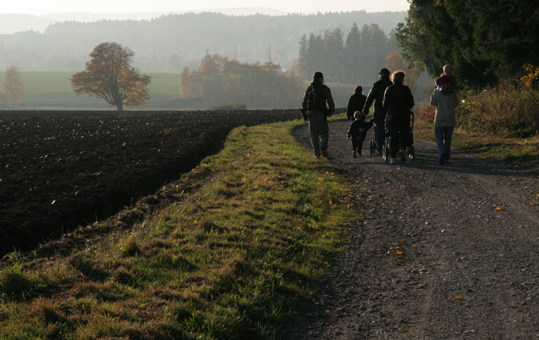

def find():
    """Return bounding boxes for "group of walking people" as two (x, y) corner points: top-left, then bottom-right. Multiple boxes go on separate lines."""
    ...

(301, 65), (459, 165)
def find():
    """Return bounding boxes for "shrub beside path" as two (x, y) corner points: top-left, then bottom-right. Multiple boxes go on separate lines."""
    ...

(285, 120), (539, 339)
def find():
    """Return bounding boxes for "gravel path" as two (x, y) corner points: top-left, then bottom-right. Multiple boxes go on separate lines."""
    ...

(285, 120), (539, 339)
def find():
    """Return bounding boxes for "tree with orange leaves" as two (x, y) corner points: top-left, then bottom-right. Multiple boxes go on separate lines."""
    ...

(3, 65), (25, 107)
(386, 52), (420, 95)
(71, 42), (151, 111)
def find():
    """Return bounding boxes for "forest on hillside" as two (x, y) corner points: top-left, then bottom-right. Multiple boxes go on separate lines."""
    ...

(396, 0), (539, 87)
(0, 11), (406, 77)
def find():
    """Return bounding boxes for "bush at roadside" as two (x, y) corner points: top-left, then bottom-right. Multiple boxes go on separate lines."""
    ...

(456, 81), (539, 138)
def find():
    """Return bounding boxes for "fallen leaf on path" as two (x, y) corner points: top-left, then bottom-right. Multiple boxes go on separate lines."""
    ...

(454, 295), (462, 299)
(495, 207), (502, 211)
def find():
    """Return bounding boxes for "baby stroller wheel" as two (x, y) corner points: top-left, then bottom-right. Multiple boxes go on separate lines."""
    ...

(369, 140), (376, 155)
(382, 142), (390, 162)
(408, 145), (415, 161)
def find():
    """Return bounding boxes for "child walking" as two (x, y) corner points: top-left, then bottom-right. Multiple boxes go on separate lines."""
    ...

(347, 111), (374, 158)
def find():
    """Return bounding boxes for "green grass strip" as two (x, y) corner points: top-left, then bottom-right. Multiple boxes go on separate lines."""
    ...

(0, 117), (350, 339)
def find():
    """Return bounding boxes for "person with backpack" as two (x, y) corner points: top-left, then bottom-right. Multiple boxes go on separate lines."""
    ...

(363, 68), (393, 155)
(301, 71), (335, 158)
(346, 85), (366, 121)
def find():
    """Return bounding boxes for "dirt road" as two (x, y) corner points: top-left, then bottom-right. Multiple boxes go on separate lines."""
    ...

(285, 120), (539, 339)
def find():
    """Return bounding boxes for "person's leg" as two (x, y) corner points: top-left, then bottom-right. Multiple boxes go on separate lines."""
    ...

(352, 137), (359, 151)
(445, 126), (454, 160)
(399, 120), (410, 152)
(435, 126), (446, 157)
(351, 138), (358, 157)
(389, 121), (399, 159)
(397, 120), (410, 161)
(374, 119), (385, 153)
(308, 121), (321, 157)
(320, 132), (329, 157)
(317, 118), (329, 157)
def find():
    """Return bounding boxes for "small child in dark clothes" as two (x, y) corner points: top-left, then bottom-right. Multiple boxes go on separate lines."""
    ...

(347, 111), (374, 158)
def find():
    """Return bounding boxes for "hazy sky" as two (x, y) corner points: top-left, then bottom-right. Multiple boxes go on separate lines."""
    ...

(3, 0), (410, 15)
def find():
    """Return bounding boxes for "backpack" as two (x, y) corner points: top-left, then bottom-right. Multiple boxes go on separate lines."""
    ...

(306, 84), (330, 115)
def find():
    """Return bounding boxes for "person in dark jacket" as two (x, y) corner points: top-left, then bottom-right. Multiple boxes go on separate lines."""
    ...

(346, 85), (366, 121)
(363, 68), (393, 155)
(382, 70), (415, 164)
(347, 111), (374, 158)
(301, 71), (335, 158)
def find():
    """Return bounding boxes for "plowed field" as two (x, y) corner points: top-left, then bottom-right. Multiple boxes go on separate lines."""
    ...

(0, 109), (299, 257)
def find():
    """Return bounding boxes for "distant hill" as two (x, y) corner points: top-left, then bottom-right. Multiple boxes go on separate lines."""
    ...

(41, 8), (287, 23)
(0, 8), (287, 34)
(0, 10), (407, 77)
(0, 14), (54, 34)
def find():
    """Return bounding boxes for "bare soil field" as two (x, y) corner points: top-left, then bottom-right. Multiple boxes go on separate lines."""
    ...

(0, 109), (298, 257)
(285, 120), (539, 339)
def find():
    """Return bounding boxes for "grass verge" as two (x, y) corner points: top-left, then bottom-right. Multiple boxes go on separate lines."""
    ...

(414, 110), (539, 174)
(0, 117), (350, 339)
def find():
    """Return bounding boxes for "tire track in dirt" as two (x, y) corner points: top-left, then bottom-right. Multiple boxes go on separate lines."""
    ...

(285, 120), (539, 339)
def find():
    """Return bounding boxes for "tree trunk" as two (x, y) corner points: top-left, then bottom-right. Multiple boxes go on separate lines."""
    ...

(116, 101), (123, 112)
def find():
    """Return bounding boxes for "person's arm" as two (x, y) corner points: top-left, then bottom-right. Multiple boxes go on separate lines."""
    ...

(363, 85), (375, 114)
(430, 89), (439, 107)
(382, 87), (390, 112)
(382, 87), (391, 122)
(359, 95), (366, 114)
(408, 87), (415, 110)
(301, 88), (309, 111)
(325, 87), (335, 114)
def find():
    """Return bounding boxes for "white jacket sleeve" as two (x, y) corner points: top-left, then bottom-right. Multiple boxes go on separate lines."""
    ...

(430, 89), (438, 107)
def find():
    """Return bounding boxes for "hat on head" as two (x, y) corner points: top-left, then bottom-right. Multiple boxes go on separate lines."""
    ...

(378, 68), (390, 76)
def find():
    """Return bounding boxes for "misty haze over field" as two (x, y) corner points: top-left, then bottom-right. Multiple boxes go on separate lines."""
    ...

(0, 9), (407, 74)
(0, 8), (289, 34)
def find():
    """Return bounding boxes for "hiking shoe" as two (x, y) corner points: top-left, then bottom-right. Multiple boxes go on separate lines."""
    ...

(322, 150), (328, 157)
(439, 152), (447, 165)
(399, 149), (406, 162)
(390, 158), (396, 164)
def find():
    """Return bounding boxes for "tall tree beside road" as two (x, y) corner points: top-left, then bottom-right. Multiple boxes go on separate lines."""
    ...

(396, 0), (539, 87)
(71, 42), (152, 111)
(3, 65), (25, 106)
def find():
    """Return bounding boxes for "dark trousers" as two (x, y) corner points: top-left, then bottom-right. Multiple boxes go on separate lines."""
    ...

(373, 119), (385, 152)
(351, 134), (365, 152)
(388, 117), (410, 158)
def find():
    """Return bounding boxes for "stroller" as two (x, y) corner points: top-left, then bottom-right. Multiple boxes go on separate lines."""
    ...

(375, 111), (415, 162)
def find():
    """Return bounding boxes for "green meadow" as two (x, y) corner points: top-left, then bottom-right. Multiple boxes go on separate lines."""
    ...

(0, 115), (352, 339)
(0, 71), (181, 109)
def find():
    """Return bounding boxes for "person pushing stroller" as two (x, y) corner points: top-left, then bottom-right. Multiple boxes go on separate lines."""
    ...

(347, 111), (374, 158)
